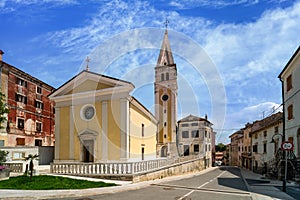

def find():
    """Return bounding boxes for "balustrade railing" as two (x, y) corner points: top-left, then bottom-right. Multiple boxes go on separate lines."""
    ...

(4, 163), (23, 173)
(50, 159), (171, 176)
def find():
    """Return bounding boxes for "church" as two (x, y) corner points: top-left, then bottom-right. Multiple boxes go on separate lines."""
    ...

(49, 28), (180, 162)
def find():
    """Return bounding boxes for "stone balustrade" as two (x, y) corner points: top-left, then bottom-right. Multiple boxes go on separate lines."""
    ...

(4, 163), (23, 173)
(50, 159), (170, 176)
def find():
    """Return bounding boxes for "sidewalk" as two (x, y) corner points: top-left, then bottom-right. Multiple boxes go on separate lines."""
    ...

(240, 168), (297, 200)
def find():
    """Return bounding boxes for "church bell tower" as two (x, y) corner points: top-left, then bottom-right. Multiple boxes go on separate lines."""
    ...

(155, 27), (178, 158)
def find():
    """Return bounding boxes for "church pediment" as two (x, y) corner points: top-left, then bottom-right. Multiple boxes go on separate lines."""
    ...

(49, 70), (134, 101)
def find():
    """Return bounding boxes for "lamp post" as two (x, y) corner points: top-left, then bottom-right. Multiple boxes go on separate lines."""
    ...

(270, 133), (286, 192)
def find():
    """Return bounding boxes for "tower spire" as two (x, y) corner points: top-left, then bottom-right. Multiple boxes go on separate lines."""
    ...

(157, 20), (174, 66)
(164, 18), (169, 30)
(85, 56), (90, 71)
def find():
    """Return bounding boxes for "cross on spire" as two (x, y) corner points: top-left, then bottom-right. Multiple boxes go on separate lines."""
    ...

(164, 19), (169, 29)
(85, 56), (90, 71)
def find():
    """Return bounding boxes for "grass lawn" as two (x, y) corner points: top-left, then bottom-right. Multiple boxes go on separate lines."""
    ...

(0, 175), (117, 190)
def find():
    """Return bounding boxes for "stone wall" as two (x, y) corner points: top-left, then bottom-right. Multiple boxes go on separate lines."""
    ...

(132, 157), (205, 182)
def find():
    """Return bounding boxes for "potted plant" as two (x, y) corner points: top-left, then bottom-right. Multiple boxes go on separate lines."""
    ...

(0, 150), (9, 180)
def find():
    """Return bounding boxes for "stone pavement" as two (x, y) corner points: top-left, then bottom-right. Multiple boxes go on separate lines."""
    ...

(240, 168), (298, 200)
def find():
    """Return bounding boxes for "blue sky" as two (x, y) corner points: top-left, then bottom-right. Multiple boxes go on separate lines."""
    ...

(1, 0), (300, 144)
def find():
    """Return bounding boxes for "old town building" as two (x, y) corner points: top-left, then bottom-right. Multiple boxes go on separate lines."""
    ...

(177, 114), (213, 167)
(250, 112), (283, 174)
(241, 123), (253, 170)
(278, 46), (300, 180)
(229, 130), (243, 166)
(0, 50), (55, 147)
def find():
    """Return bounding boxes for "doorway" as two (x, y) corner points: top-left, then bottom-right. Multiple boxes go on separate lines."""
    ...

(82, 140), (94, 162)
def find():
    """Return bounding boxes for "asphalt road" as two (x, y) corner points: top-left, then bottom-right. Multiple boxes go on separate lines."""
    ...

(54, 166), (252, 200)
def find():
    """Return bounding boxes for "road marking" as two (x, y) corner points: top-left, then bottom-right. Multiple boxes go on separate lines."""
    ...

(162, 170), (250, 200)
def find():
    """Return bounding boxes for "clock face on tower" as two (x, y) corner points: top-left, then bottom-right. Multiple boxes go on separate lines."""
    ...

(81, 105), (95, 120)
(162, 94), (169, 101)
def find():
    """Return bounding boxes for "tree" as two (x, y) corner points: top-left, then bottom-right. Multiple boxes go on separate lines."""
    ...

(0, 92), (9, 129)
(215, 143), (226, 152)
(0, 150), (8, 165)
(25, 154), (39, 180)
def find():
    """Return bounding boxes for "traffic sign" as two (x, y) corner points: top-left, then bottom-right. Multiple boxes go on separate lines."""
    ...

(281, 141), (294, 151)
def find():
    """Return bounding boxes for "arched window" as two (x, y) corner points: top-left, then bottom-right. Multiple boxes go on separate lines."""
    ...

(166, 72), (169, 80)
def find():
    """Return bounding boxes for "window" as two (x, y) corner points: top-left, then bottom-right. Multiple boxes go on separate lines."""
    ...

(16, 138), (25, 145)
(194, 144), (199, 153)
(36, 122), (42, 132)
(182, 131), (189, 138)
(205, 130), (207, 138)
(15, 94), (27, 104)
(166, 72), (169, 80)
(141, 147), (145, 160)
(288, 104), (293, 120)
(161, 73), (164, 81)
(263, 131), (267, 138)
(181, 123), (189, 127)
(12, 152), (25, 160)
(164, 122), (167, 127)
(36, 86), (42, 94)
(16, 77), (27, 87)
(288, 136), (294, 144)
(0, 140), (4, 147)
(184, 145), (189, 156)
(141, 123), (144, 137)
(253, 144), (258, 153)
(263, 142), (267, 153)
(17, 118), (24, 130)
(35, 139), (42, 146)
(35, 100), (44, 109)
(255, 133), (258, 139)
(245, 146), (247, 152)
(191, 130), (199, 138)
(286, 74), (292, 92)
(191, 123), (198, 126)
(275, 126), (279, 134)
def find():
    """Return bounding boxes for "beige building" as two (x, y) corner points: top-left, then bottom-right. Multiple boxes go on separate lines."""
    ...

(177, 114), (213, 167)
(250, 112), (283, 173)
(229, 130), (243, 166)
(241, 123), (252, 170)
(49, 70), (157, 162)
(279, 46), (300, 158)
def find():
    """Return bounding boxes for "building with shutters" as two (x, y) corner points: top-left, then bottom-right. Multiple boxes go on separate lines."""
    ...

(0, 50), (55, 147)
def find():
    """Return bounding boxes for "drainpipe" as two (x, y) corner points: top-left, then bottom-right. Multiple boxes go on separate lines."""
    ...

(280, 77), (287, 192)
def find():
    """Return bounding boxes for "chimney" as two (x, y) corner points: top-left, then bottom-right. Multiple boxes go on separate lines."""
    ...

(0, 50), (4, 61)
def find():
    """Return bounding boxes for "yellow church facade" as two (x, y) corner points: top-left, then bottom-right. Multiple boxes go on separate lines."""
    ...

(49, 70), (157, 162)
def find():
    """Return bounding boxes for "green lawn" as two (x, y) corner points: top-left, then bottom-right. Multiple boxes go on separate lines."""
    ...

(0, 175), (117, 190)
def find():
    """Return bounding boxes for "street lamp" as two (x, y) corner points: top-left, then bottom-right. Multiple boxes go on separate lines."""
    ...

(270, 133), (286, 192)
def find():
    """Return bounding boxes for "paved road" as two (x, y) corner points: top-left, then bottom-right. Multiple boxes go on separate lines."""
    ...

(54, 166), (251, 200)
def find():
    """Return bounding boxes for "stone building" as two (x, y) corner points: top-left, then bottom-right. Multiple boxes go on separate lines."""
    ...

(0, 50), (55, 147)
(177, 114), (213, 167)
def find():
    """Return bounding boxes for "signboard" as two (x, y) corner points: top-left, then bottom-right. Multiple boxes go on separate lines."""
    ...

(281, 141), (294, 151)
